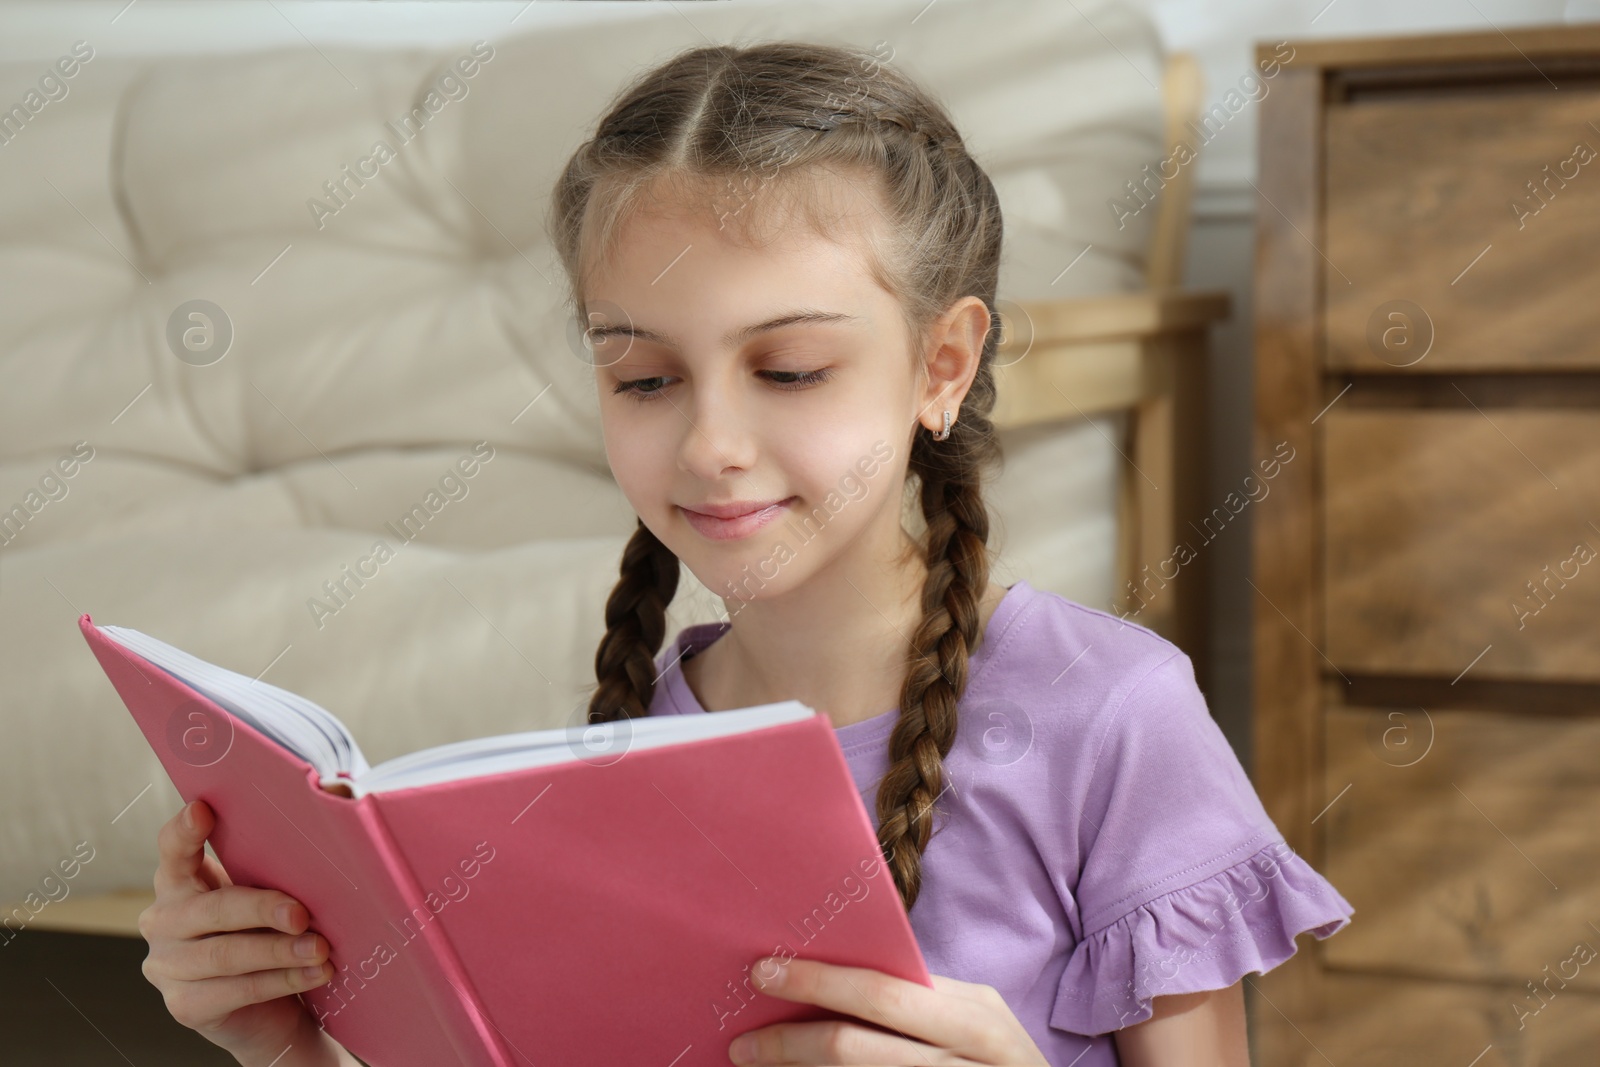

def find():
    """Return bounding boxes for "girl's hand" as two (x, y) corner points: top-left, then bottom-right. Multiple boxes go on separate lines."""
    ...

(728, 956), (1050, 1065)
(139, 800), (356, 1067)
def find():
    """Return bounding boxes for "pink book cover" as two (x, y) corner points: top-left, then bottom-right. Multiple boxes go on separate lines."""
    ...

(79, 613), (931, 1066)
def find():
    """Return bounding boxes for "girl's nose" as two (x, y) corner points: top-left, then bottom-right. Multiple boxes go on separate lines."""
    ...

(676, 383), (758, 480)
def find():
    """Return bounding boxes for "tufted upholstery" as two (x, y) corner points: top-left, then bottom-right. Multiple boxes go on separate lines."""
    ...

(0, 0), (1163, 901)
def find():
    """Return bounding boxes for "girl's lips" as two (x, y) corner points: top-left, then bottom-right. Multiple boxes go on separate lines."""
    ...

(679, 497), (795, 541)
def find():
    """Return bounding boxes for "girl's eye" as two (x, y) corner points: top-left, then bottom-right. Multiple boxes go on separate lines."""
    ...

(612, 375), (673, 401)
(763, 368), (832, 390)
(611, 368), (832, 403)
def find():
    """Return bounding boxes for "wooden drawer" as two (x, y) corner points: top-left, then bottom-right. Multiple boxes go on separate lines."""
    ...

(1322, 408), (1600, 681)
(1324, 90), (1600, 372)
(1322, 706), (1600, 991)
(1252, 966), (1600, 1067)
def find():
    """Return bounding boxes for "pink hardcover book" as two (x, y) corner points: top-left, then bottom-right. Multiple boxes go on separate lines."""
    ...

(79, 614), (930, 1067)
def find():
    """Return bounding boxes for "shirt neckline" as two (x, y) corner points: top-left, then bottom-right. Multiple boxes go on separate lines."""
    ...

(658, 579), (1036, 752)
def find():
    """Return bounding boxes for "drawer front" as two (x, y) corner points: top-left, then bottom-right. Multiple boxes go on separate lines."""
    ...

(1255, 966), (1600, 1067)
(1324, 91), (1600, 372)
(1322, 408), (1600, 681)
(1322, 706), (1600, 992)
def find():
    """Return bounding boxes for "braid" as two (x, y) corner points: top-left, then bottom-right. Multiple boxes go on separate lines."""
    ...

(875, 428), (994, 912)
(587, 518), (681, 724)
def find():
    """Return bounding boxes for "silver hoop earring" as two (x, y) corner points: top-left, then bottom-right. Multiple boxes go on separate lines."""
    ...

(932, 409), (953, 441)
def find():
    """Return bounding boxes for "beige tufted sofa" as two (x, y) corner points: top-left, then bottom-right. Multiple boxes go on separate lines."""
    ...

(0, 0), (1167, 914)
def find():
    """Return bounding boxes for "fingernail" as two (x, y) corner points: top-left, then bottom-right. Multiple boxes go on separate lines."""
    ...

(275, 903), (294, 930)
(752, 957), (784, 989)
(728, 1035), (755, 1064)
(294, 933), (318, 958)
(301, 964), (327, 983)
(182, 803), (195, 831)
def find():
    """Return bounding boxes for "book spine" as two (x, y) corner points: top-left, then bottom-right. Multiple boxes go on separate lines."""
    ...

(351, 793), (519, 1067)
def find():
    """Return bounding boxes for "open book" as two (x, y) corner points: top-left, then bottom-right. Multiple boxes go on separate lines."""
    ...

(95, 620), (819, 798)
(80, 614), (929, 1067)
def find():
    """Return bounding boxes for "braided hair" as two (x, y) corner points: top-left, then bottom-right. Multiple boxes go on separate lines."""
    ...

(548, 41), (1004, 913)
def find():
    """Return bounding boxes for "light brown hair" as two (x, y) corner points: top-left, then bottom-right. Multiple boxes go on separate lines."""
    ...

(547, 41), (1005, 912)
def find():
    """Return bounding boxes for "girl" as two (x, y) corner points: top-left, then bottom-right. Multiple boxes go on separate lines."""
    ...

(138, 40), (1352, 1067)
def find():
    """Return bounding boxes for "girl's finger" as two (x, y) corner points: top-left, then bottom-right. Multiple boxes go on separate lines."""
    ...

(165, 884), (309, 941)
(197, 850), (234, 892)
(153, 801), (214, 896)
(730, 1018), (969, 1067)
(928, 973), (1001, 1003)
(751, 958), (991, 1054)
(163, 962), (333, 1028)
(163, 929), (327, 982)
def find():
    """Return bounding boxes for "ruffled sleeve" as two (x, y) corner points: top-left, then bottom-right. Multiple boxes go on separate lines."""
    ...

(1048, 651), (1354, 1037)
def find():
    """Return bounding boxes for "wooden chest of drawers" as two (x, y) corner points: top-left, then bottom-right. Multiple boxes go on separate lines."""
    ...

(1251, 26), (1600, 1067)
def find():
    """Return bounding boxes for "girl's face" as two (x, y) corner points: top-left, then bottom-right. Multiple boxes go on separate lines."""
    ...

(584, 175), (964, 608)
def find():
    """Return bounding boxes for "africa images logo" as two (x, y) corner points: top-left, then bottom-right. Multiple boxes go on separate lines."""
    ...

(166, 698), (236, 768)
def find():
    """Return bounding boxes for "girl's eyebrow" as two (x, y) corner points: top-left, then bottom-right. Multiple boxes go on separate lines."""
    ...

(588, 308), (861, 351)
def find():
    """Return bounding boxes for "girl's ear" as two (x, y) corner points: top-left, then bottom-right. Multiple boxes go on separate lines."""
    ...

(915, 296), (989, 433)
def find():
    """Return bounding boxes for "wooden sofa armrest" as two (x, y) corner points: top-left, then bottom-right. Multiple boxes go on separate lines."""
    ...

(6, 887), (153, 939)
(993, 288), (1232, 692)
(992, 289), (1230, 427)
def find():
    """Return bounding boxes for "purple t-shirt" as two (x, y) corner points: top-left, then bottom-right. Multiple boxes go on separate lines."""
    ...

(648, 578), (1353, 1065)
